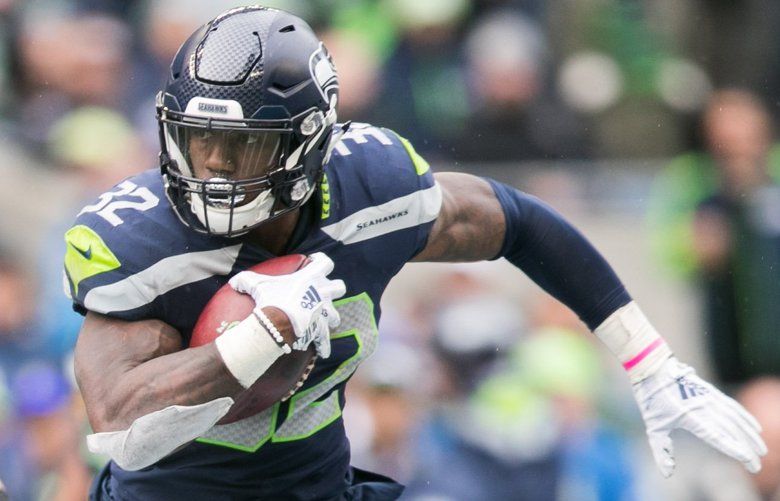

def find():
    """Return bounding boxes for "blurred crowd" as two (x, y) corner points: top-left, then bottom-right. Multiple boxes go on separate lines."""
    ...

(1, 0), (780, 500)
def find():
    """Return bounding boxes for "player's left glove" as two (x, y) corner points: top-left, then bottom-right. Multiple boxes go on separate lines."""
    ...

(632, 356), (767, 477)
(595, 301), (767, 477)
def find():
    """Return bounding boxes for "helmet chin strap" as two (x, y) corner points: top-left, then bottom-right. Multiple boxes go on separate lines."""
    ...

(325, 121), (350, 164)
(284, 142), (306, 171)
(322, 98), (344, 163)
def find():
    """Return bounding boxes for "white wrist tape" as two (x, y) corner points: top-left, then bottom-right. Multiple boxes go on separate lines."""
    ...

(214, 313), (286, 388)
(87, 397), (234, 471)
(594, 301), (673, 383)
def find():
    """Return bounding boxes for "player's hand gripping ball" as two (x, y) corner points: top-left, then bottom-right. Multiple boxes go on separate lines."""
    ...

(190, 255), (317, 424)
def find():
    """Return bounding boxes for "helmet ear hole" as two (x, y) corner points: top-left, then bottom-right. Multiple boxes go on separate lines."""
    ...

(279, 25), (295, 33)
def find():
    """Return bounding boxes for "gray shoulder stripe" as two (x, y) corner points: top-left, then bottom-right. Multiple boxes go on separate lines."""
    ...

(321, 184), (442, 245)
(84, 244), (243, 314)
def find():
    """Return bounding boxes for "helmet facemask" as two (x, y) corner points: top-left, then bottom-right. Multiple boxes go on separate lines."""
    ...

(158, 100), (335, 237)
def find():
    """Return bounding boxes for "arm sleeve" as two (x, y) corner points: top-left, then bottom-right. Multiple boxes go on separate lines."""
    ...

(487, 178), (631, 330)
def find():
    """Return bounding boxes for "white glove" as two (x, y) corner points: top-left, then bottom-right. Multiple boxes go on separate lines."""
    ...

(633, 356), (767, 477)
(229, 253), (346, 358)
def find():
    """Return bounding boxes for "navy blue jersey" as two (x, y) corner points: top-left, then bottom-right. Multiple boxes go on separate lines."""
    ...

(65, 124), (441, 500)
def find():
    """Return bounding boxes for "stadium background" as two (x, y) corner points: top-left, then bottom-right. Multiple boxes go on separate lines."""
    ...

(0, 0), (778, 499)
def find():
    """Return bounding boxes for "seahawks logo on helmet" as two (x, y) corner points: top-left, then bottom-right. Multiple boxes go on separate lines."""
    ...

(310, 44), (338, 103)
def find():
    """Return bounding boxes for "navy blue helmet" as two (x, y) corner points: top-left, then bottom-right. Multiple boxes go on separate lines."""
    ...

(157, 6), (340, 236)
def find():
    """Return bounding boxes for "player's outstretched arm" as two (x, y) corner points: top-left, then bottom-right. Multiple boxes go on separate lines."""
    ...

(414, 172), (766, 476)
(414, 172), (629, 327)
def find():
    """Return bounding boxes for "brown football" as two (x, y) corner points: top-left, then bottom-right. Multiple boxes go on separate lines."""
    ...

(190, 254), (316, 424)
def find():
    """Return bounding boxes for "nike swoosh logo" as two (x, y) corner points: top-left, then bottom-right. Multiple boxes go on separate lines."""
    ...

(70, 242), (92, 260)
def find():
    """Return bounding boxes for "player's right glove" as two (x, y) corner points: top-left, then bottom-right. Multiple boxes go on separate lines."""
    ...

(229, 252), (346, 358)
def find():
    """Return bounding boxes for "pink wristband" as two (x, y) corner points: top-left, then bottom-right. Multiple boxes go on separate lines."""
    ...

(622, 338), (665, 371)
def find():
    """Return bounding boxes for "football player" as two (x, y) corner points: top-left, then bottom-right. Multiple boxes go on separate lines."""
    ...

(67, 6), (766, 500)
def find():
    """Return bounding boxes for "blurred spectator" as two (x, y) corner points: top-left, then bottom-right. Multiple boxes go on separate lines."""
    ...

(737, 378), (780, 500)
(370, 0), (471, 159)
(11, 363), (91, 501)
(405, 286), (637, 500)
(408, 264), (499, 331)
(0, 377), (37, 501)
(0, 0), (19, 118)
(648, 89), (780, 277)
(512, 325), (636, 501)
(319, 29), (383, 123)
(0, 254), (37, 371)
(15, 12), (133, 150)
(73, 0), (141, 18)
(453, 9), (589, 162)
(345, 336), (426, 483)
(429, 294), (524, 393)
(696, 1), (780, 116)
(403, 294), (564, 500)
(324, 0), (397, 60)
(648, 89), (780, 384)
(471, 0), (546, 21)
(0, 256), (90, 500)
(47, 106), (149, 185)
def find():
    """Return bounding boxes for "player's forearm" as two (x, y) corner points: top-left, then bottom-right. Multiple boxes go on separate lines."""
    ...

(488, 179), (631, 329)
(77, 308), (296, 432)
(101, 344), (244, 431)
(75, 313), (239, 432)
